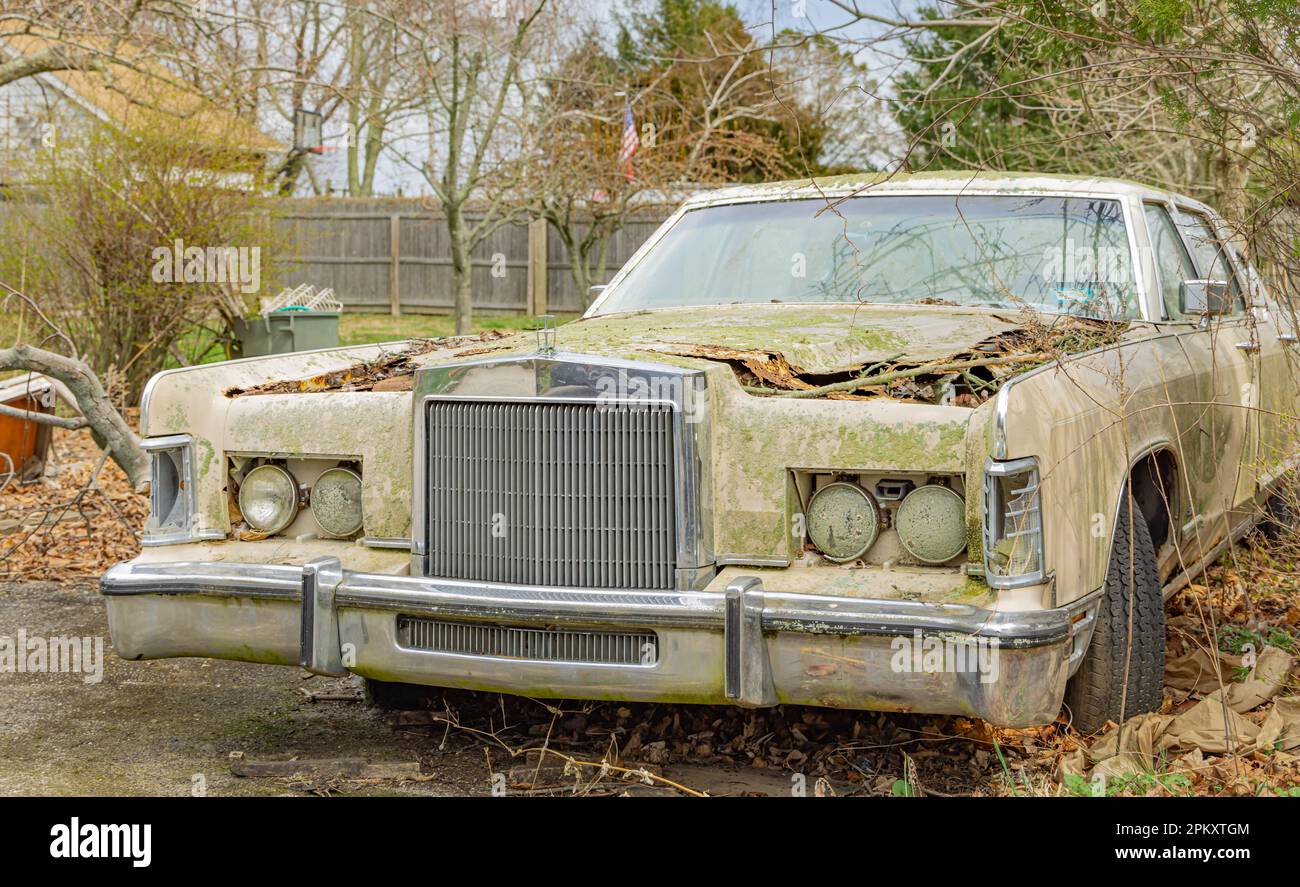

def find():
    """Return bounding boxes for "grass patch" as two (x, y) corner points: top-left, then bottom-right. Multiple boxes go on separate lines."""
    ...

(337, 311), (576, 347)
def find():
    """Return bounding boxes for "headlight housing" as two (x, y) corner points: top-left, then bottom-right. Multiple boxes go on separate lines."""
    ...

(238, 464), (300, 534)
(983, 457), (1045, 587)
(896, 484), (966, 564)
(310, 466), (363, 537)
(806, 481), (880, 562)
(144, 436), (193, 543)
(141, 435), (223, 546)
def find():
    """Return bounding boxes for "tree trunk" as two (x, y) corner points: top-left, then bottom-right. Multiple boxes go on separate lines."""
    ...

(571, 259), (592, 309)
(447, 204), (474, 334)
(1211, 136), (1253, 229)
(0, 345), (149, 490)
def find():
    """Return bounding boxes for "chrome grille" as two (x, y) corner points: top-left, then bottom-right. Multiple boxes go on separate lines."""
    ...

(397, 616), (658, 665)
(424, 399), (677, 589)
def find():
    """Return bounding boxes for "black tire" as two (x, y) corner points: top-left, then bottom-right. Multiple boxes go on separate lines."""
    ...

(1063, 497), (1164, 733)
(1259, 486), (1297, 541)
(363, 678), (436, 710)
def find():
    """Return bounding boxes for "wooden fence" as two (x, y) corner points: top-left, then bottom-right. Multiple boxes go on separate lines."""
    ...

(273, 198), (672, 315)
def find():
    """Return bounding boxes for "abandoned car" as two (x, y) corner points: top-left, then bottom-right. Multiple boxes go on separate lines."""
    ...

(101, 173), (1298, 730)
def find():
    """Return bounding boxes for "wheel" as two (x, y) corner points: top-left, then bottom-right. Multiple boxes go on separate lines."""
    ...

(1258, 484), (1297, 540)
(363, 678), (436, 710)
(1063, 496), (1165, 733)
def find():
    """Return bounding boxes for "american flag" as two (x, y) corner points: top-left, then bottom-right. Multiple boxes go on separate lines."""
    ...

(619, 97), (639, 181)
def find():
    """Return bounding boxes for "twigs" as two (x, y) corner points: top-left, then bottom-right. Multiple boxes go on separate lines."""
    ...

(0, 427), (147, 580)
(0, 448), (108, 570)
(524, 746), (710, 798)
(743, 352), (1050, 398)
(426, 707), (709, 797)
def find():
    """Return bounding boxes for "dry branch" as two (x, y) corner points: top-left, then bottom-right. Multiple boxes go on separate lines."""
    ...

(0, 345), (148, 490)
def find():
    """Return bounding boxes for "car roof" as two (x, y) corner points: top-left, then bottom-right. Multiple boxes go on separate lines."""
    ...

(680, 171), (1211, 214)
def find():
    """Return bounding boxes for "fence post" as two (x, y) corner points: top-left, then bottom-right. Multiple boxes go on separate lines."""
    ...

(389, 213), (401, 317)
(527, 218), (548, 316)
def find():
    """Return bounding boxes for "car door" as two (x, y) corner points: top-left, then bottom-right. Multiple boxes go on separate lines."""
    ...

(1227, 237), (1300, 493)
(1140, 200), (1233, 558)
(1170, 205), (1258, 524)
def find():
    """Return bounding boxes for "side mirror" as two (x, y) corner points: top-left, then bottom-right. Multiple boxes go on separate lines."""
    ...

(1180, 279), (1231, 317)
(589, 285), (607, 300)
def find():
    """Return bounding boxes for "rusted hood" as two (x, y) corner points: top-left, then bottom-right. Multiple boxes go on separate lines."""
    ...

(568, 303), (1023, 374)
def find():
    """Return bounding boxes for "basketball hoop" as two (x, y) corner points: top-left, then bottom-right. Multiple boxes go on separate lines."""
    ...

(293, 108), (323, 153)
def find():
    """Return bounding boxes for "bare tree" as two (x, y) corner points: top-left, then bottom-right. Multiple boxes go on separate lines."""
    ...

(394, 0), (549, 333)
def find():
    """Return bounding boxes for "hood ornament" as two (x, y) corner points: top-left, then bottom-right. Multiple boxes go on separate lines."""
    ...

(535, 314), (557, 355)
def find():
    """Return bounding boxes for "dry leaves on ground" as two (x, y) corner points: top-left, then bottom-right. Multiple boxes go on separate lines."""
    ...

(0, 424), (145, 581)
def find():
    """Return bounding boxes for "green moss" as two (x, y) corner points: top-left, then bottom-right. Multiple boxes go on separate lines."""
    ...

(831, 421), (967, 471)
(196, 438), (215, 476)
(715, 510), (788, 559)
(950, 575), (991, 602)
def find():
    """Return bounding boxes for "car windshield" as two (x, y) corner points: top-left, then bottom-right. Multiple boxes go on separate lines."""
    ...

(593, 194), (1139, 319)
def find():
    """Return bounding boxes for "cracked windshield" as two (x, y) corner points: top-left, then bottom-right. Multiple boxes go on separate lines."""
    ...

(595, 194), (1138, 319)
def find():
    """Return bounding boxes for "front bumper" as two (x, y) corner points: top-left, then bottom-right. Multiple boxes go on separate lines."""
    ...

(100, 559), (1093, 726)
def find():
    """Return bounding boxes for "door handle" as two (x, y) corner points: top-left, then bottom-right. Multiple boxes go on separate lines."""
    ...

(1236, 341), (1260, 352)
(1279, 334), (1298, 344)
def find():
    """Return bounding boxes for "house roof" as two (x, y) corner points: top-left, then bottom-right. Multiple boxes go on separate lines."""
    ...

(0, 31), (283, 154)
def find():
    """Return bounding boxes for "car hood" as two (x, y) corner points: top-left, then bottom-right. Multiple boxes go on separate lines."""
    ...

(564, 303), (1023, 374)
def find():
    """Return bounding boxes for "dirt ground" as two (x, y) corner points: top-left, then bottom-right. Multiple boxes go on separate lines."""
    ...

(0, 581), (472, 796)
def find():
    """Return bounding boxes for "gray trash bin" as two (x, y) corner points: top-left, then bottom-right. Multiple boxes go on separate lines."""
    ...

(233, 310), (340, 357)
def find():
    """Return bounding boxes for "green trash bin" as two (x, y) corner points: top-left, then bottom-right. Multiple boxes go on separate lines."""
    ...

(233, 310), (340, 357)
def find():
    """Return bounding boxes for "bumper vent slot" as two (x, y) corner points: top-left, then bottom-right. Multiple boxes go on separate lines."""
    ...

(397, 616), (658, 665)
(424, 399), (677, 589)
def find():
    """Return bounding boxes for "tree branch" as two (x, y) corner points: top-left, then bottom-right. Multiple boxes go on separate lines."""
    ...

(0, 345), (149, 490)
(0, 401), (86, 429)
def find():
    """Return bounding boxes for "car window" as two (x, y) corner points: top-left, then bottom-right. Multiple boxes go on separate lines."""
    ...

(1143, 203), (1200, 320)
(594, 195), (1141, 319)
(1173, 208), (1244, 313)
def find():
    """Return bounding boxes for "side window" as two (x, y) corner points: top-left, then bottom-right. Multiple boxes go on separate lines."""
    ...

(1143, 203), (1199, 320)
(1174, 209), (1244, 313)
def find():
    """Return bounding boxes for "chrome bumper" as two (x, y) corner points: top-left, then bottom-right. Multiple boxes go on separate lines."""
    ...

(100, 559), (1087, 726)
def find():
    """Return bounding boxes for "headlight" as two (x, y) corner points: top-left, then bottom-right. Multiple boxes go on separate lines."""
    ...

(310, 467), (363, 537)
(895, 484), (966, 564)
(238, 464), (299, 534)
(983, 457), (1044, 587)
(806, 481), (880, 562)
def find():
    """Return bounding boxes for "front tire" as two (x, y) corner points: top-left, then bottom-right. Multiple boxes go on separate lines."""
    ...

(1063, 497), (1164, 733)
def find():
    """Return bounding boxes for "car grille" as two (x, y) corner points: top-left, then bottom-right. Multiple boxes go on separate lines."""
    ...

(423, 399), (677, 589)
(397, 616), (658, 665)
